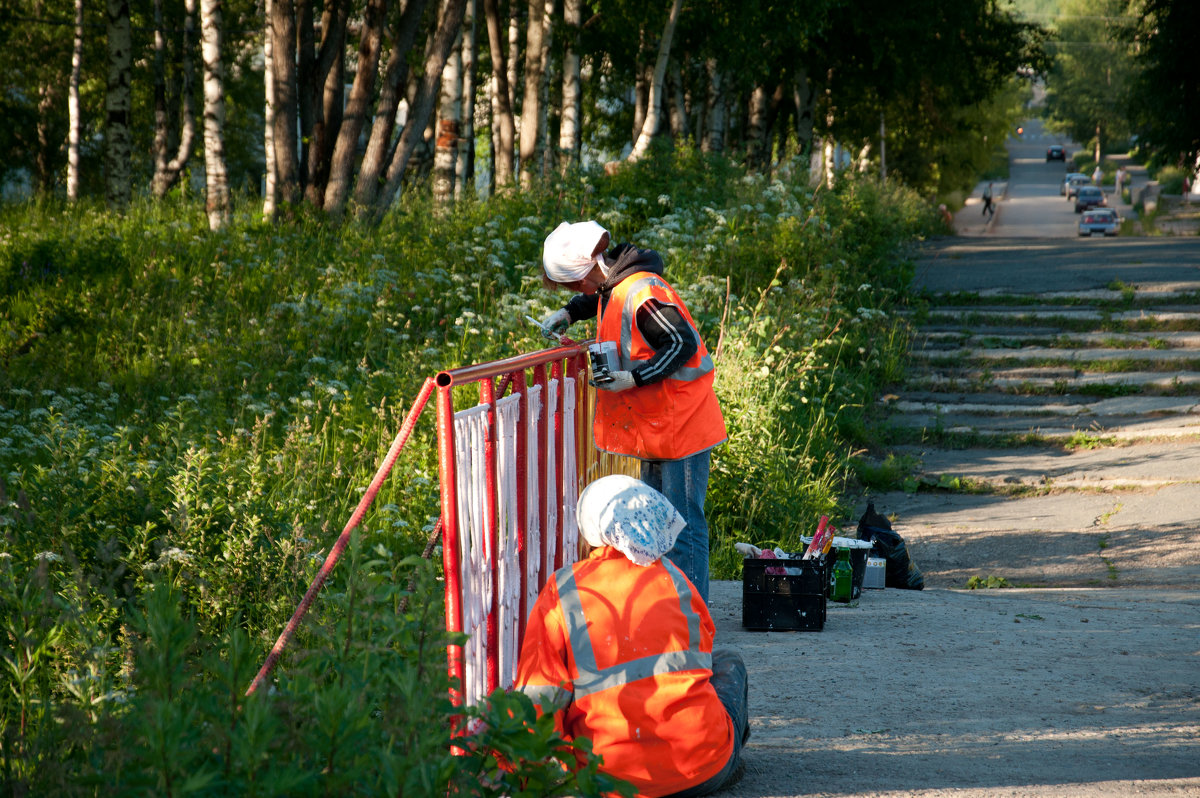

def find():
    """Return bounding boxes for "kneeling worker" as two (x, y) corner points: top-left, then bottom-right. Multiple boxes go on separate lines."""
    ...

(515, 475), (749, 798)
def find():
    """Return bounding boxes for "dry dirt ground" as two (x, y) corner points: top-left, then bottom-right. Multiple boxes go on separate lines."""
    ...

(707, 578), (1199, 798)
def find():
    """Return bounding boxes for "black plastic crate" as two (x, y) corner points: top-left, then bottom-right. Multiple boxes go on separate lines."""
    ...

(742, 557), (826, 631)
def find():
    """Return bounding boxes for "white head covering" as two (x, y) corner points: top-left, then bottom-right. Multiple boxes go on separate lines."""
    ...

(542, 221), (609, 283)
(576, 475), (686, 567)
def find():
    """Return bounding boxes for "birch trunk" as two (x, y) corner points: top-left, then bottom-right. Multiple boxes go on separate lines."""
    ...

(629, 0), (682, 161)
(793, 68), (815, 160)
(271, 0), (300, 206)
(371, 0), (468, 216)
(702, 58), (724, 154)
(67, 0), (84, 201)
(105, 0), (132, 208)
(536, 0), (553, 177)
(558, 0), (582, 172)
(323, 0), (387, 211)
(433, 17), (464, 209)
(296, 0), (315, 195)
(483, 0), (515, 188)
(668, 61), (688, 140)
(745, 85), (768, 167)
(348, 0), (431, 213)
(152, 0), (197, 198)
(518, 0), (545, 188)
(305, 1), (348, 206)
(152, 0), (169, 188)
(263, 0), (276, 216)
(632, 35), (647, 147)
(200, 0), (230, 228)
(456, 0), (477, 200)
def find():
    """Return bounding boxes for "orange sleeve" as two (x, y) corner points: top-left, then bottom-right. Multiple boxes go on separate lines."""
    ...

(514, 578), (574, 736)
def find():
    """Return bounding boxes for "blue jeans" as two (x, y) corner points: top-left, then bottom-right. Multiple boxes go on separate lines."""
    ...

(642, 449), (711, 604)
(661, 648), (749, 798)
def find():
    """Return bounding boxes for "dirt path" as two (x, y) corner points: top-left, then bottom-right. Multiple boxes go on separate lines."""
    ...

(707, 200), (1200, 794)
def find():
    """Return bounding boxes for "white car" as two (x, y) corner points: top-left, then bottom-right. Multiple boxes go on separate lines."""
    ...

(1078, 208), (1120, 236)
(1062, 173), (1089, 197)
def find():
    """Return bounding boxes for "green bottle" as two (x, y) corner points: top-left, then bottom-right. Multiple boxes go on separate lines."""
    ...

(832, 548), (853, 603)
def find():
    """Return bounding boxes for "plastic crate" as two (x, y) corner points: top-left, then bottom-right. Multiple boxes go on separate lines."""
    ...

(742, 558), (826, 631)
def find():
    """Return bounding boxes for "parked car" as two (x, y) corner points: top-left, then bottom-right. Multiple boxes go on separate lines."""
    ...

(1070, 174), (1099, 198)
(1078, 208), (1120, 236)
(1075, 186), (1107, 213)
(1047, 145), (1066, 161)
(1061, 172), (1089, 196)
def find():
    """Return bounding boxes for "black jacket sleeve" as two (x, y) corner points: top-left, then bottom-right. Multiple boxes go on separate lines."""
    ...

(629, 298), (698, 386)
(564, 292), (599, 322)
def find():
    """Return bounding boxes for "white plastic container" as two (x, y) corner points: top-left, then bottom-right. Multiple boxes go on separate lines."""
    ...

(864, 556), (886, 589)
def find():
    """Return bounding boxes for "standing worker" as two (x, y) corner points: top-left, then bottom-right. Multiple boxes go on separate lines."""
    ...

(538, 221), (727, 604)
(515, 475), (749, 798)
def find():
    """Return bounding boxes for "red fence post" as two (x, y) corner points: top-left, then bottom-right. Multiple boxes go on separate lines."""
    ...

(436, 381), (465, 707)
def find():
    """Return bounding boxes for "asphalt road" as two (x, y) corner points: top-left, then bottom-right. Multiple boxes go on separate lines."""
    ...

(913, 237), (1200, 296)
(993, 117), (1089, 239)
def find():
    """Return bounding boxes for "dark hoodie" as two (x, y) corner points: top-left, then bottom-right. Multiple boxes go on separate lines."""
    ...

(563, 243), (699, 387)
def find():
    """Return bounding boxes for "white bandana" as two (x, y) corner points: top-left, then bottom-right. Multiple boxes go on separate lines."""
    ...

(542, 221), (609, 283)
(576, 475), (685, 567)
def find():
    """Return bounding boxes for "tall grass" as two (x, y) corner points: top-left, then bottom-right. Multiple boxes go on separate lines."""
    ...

(0, 150), (934, 792)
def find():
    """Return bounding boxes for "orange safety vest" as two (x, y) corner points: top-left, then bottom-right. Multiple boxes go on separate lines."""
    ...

(594, 272), (726, 461)
(516, 547), (734, 798)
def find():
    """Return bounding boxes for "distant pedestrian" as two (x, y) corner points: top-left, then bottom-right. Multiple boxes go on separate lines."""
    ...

(1092, 165), (1102, 185)
(981, 183), (994, 217)
(1114, 167), (1125, 203)
(938, 203), (954, 230)
(1184, 174), (1192, 205)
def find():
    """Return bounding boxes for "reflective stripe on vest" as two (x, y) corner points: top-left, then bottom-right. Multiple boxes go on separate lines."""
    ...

(609, 275), (715, 382)
(519, 682), (573, 711)
(555, 559), (711, 700)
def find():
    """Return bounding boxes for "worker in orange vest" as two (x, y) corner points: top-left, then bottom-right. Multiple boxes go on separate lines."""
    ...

(539, 221), (727, 604)
(515, 474), (749, 798)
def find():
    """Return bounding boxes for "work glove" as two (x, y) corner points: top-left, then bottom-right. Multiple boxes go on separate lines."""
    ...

(593, 370), (636, 393)
(539, 308), (571, 339)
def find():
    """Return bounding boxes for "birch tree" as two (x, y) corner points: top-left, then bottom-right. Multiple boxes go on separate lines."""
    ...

(323, 0), (387, 212)
(151, 0), (197, 198)
(628, 0), (682, 161)
(702, 58), (725, 153)
(369, 0), (468, 215)
(517, 0), (545, 188)
(200, 0), (230, 229)
(270, 0), (299, 207)
(433, 21), (465, 208)
(301, 0), (349, 206)
(456, 0), (478, 200)
(483, 0), (516, 188)
(105, 0), (132, 208)
(263, 0), (276, 217)
(343, 0), (430, 215)
(67, 0), (84, 201)
(558, 0), (582, 172)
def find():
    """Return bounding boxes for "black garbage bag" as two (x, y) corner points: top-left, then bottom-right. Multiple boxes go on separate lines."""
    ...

(857, 502), (924, 590)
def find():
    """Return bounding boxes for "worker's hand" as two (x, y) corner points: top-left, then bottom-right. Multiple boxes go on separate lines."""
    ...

(539, 308), (571, 339)
(594, 370), (636, 393)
